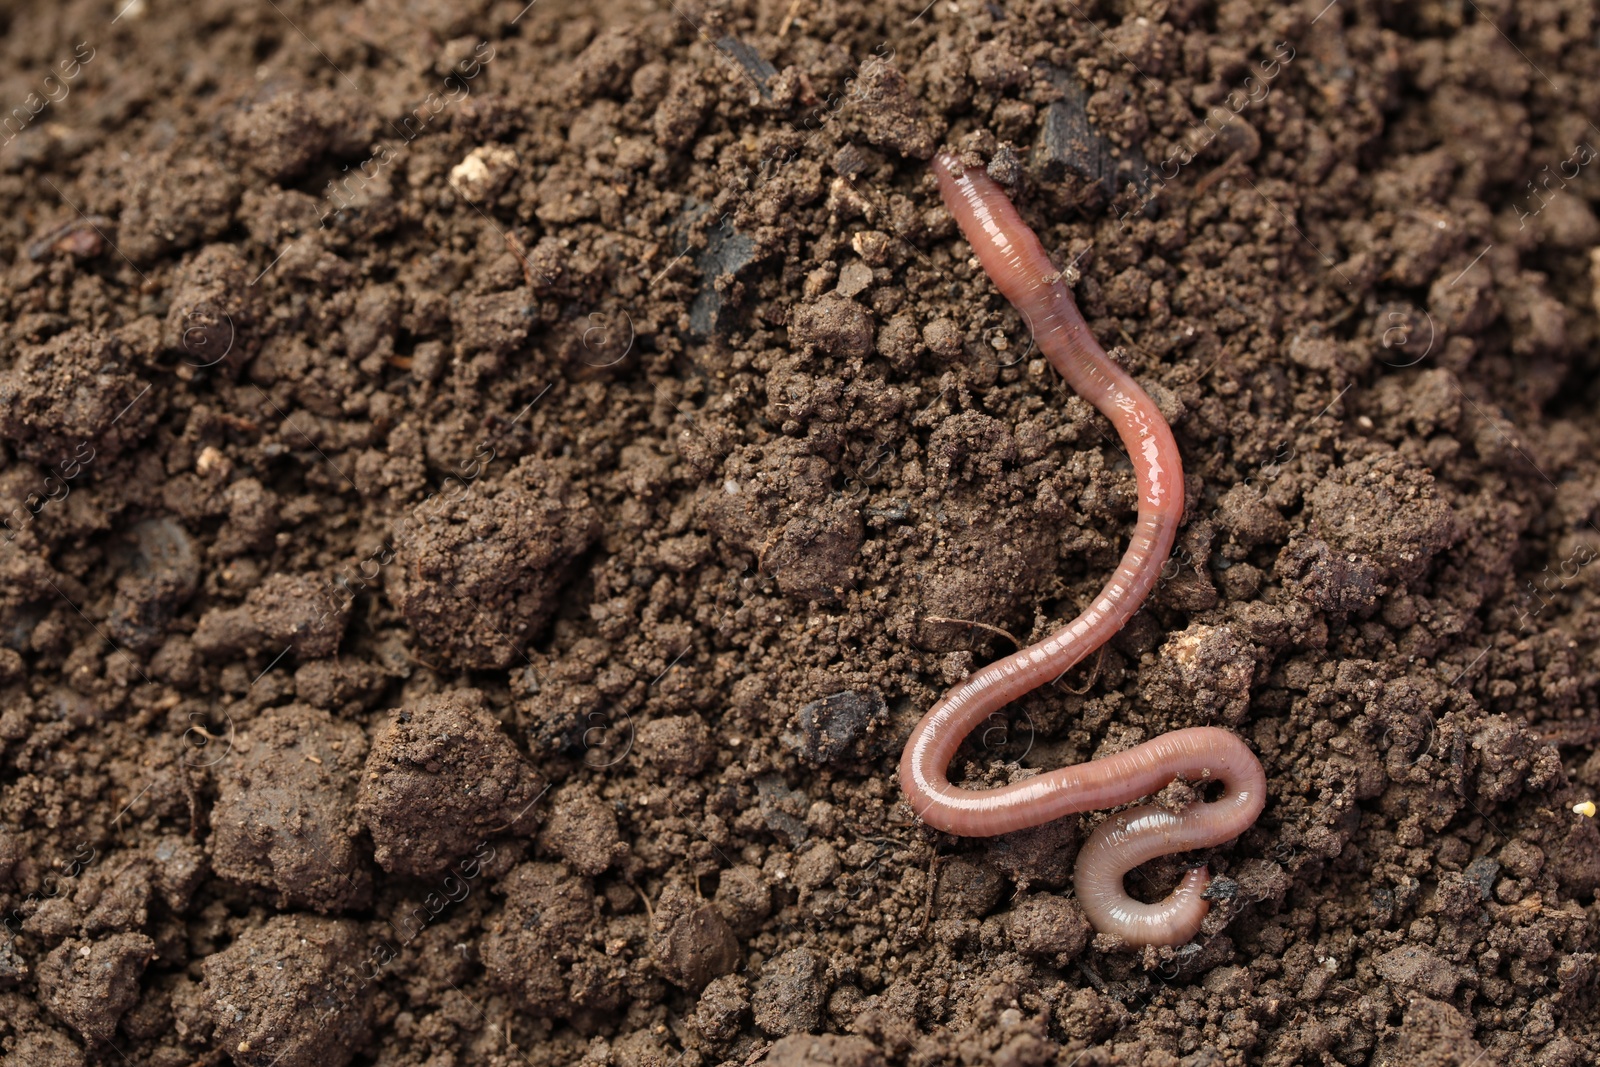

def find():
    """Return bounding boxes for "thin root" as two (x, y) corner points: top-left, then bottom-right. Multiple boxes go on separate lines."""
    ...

(632, 880), (655, 924)
(921, 615), (1021, 648)
(778, 0), (805, 35)
(1190, 149), (1245, 196)
(1058, 646), (1108, 695)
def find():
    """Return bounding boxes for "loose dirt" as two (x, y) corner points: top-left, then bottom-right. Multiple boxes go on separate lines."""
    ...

(1, 0), (1598, 1064)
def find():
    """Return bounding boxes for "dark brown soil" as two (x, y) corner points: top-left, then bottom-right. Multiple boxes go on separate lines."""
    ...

(2, 0), (1599, 1064)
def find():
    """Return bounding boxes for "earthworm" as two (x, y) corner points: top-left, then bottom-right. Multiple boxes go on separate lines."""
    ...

(898, 153), (1267, 947)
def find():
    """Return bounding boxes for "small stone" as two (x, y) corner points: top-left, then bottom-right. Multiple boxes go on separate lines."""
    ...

(652, 902), (739, 991)
(836, 260), (874, 298)
(791, 690), (887, 765)
(1464, 856), (1500, 900)
(107, 517), (201, 654)
(756, 774), (811, 843)
(449, 144), (518, 203)
(196, 445), (229, 477)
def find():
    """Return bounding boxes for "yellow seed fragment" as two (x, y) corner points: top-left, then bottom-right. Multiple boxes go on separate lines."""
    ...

(1573, 800), (1596, 818)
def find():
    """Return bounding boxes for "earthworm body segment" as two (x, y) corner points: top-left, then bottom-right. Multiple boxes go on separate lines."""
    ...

(899, 154), (1268, 947)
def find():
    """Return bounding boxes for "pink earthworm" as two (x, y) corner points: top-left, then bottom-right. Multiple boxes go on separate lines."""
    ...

(898, 153), (1267, 947)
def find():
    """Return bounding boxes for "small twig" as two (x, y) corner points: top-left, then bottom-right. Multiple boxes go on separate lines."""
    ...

(1076, 960), (1111, 994)
(1117, 328), (1155, 364)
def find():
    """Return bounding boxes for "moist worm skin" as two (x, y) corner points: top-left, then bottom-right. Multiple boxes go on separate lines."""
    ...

(899, 153), (1267, 947)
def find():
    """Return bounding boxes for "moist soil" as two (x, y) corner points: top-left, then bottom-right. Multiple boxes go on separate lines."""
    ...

(1, 0), (1599, 1064)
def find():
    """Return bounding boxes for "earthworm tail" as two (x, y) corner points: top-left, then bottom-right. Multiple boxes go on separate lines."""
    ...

(897, 153), (1266, 946)
(1069, 728), (1267, 946)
